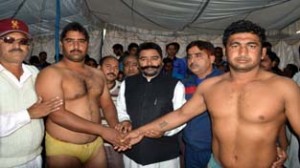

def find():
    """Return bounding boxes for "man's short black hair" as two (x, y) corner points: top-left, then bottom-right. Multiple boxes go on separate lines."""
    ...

(263, 41), (272, 49)
(60, 22), (89, 42)
(138, 42), (162, 58)
(39, 51), (47, 56)
(113, 44), (123, 51)
(99, 55), (118, 66)
(85, 57), (97, 65)
(186, 40), (215, 55)
(166, 42), (180, 51)
(163, 57), (173, 64)
(128, 43), (139, 51)
(223, 20), (266, 46)
(266, 50), (279, 62)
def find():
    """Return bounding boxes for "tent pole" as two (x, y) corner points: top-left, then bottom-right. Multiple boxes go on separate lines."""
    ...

(55, 0), (61, 62)
(99, 28), (106, 62)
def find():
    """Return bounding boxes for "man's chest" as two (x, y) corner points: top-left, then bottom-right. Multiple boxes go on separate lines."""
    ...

(62, 72), (104, 100)
(205, 83), (285, 123)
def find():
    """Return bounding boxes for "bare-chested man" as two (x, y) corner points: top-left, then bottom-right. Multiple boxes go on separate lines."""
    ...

(119, 20), (300, 168)
(35, 22), (124, 168)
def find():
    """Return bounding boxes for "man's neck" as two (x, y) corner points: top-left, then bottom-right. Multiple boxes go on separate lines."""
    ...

(196, 66), (213, 79)
(107, 80), (116, 90)
(0, 61), (23, 80)
(215, 59), (224, 65)
(167, 55), (176, 60)
(143, 73), (160, 82)
(61, 59), (85, 70)
(229, 67), (262, 83)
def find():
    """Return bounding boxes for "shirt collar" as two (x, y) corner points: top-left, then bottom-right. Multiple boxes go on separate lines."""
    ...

(20, 64), (32, 84)
(194, 68), (223, 84)
(0, 63), (33, 86)
(0, 64), (5, 72)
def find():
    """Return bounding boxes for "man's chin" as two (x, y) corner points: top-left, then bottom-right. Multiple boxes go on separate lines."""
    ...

(142, 71), (159, 77)
(107, 77), (117, 81)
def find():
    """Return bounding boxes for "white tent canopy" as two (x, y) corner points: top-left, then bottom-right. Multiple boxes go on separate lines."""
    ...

(1, 0), (300, 68)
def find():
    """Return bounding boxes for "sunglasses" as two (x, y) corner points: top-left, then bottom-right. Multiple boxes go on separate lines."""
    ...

(0, 36), (32, 46)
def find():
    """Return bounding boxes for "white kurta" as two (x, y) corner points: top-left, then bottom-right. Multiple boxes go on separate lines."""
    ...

(292, 71), (300, 86)
(284, 73), (300, 167)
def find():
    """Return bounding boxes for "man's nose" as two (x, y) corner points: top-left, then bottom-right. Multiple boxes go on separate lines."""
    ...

(239, 46), (248, 55)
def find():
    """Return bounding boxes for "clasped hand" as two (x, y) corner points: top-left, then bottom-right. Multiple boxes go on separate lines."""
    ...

(113, 125), (165, 152)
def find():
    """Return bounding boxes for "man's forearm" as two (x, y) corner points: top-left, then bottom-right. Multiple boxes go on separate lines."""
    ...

(102, 106), (119, 127)
(49, 110), (104, 136)
(139, 109), (187, 136)
(0, 110), (30, 137)
(104, 111), (119, 128)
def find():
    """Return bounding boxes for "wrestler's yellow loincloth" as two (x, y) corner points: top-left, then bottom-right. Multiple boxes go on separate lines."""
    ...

(45, 132), (103, 163)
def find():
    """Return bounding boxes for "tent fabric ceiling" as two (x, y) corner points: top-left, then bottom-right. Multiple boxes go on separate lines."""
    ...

(1, 0), (300, 40)
(87, 0), (300, 40)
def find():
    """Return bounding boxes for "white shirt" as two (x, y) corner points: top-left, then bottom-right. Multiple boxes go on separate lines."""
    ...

(0, 64), (32, 137)
(292, 71), (300, 86)
(0, 64), (43, 167)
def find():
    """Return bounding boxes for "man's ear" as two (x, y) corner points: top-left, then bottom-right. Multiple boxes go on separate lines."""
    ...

(261, 47), (267, 60)
(58, 41), (62, 54)
(210, 54), (216, 64)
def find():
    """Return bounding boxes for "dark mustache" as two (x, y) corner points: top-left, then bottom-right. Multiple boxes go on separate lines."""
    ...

(189, 63), (199, 68)
(70, 49), (82, 53)
(9, 48), (23, 52)
(189, 63), (195, 67)
(107, 73), (116, 77)
(235, 57), (250, 61)
(140, 65), (160, 70)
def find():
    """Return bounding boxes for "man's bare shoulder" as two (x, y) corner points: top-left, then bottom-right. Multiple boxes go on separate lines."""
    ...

(85, 65), (103, 75)
(84, 65), (106, 80)
(200, 72), (229, 88)
(266, 73), (299, 94)
(35, 63), (66, 99)
(43, 61), (69, 71)
(194, 73), (229, 96)
(37, 63), (65, 82)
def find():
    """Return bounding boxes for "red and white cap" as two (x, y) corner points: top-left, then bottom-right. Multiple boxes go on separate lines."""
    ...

(0, 18), (31, 38)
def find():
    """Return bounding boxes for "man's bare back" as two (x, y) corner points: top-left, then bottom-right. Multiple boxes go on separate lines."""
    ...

(39, 62), (106, 143)
(200, 71), (288, 167)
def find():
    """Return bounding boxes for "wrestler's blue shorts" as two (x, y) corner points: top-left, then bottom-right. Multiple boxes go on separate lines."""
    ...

(207, 154), (222, 168)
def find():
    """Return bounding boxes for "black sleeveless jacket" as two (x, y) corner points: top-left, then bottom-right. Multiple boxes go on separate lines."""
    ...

(124, 73), (180, 165)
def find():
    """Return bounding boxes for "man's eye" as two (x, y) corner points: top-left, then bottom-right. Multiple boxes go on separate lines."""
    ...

(78, 39), (87, 43)
(64, 39), (73, 43)
(195, 53), (203, 58)
(231, 44), (238, 48)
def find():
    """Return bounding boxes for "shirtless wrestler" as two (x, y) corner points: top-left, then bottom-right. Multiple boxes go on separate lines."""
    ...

(35, 22), (125, 168)
(118, 20), (300, 168)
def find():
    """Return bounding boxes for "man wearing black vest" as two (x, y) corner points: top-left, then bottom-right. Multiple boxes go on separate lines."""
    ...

(117, 42), (186, 168)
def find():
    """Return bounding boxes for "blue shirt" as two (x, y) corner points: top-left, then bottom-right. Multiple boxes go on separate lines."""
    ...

(182, 68), (222, 151)
(172, 57), (187, 80)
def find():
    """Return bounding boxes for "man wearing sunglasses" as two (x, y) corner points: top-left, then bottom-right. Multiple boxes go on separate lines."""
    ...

(0, 18), (63, 167)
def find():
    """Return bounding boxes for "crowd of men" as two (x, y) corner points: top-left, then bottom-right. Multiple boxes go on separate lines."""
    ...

(0, 17), (299, 168)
